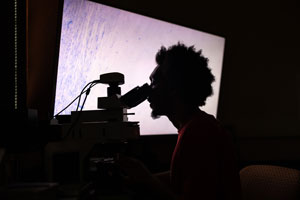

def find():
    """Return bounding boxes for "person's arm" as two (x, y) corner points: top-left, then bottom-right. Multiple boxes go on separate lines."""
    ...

(118, 157), (177, 200)
(154, 171), (171, 188)
(146, 172), (178, 200)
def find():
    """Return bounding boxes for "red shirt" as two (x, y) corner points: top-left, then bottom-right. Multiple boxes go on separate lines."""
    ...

(170, 110), (241, 200)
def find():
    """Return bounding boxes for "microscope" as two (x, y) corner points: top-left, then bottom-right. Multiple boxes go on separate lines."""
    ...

(45, 72), (151, 188)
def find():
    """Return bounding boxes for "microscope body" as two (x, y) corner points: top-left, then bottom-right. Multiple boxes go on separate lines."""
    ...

(45, 72), (148, 185)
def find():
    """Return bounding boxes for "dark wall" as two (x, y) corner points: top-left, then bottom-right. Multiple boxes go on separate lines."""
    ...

(217, 4), (300, 138)
(27, 0), (62, 122)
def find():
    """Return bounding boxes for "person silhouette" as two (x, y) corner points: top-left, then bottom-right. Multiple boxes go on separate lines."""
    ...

(119, 42), (241, 200)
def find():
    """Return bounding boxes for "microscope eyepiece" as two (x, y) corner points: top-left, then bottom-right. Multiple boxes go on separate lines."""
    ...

(120, 83), (151, 109)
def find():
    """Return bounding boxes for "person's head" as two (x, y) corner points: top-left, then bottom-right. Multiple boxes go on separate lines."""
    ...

(148, 42), (215, 119)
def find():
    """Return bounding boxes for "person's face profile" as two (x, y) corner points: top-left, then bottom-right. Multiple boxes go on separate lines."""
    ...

(148, 66), (163, 119)
(148, 59), (173, 119)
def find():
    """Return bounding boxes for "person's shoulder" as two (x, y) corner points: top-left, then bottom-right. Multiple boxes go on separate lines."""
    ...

(183, 110), (230, 141)
(180, 111), (222, 149)
(189, 110), (221, 130)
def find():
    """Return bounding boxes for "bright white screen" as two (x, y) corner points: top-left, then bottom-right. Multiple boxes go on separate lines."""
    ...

(54, 0), (225, 135)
